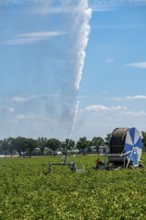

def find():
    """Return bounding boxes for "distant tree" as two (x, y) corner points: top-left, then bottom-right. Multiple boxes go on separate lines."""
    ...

(91, 137), (105, 153)
(104, 133), (112, 146)
(61, 138), (75, 155)
(0, 138), (9, 157)
(0, 140), (2, 154)
(7, 137), (16, 157)
(76, 137), (89, 155)
(15, 137), (28, 157)
(37, 137), (47, 156)
(25, 138), (37, 157)
(46, 138), (61, 156)
(141, 131), (146, 152)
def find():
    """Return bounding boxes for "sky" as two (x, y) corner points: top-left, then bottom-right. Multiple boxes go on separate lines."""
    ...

(0, 0), (146, 141)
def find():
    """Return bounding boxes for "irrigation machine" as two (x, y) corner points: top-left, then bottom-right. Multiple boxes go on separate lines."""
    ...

(46, 127), (144, 173)
(104, 127), (143, 170)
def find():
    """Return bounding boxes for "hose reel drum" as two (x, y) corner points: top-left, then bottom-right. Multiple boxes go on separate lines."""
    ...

(108, 127), (142, 168)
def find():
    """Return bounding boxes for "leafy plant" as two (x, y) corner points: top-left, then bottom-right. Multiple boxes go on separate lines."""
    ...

(0, 154), (146, 219)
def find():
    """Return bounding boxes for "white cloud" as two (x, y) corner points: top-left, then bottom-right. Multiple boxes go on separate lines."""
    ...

(75, 105), (146, 140)
(12, 96), (29, 102)
(111, 106), (127, 110)
(18, 31), (66, 38)
(85, 105), (110, 111)
(5, 107), (15, 112)
(4, 31), (66, 45)
(126, 95), (146, 100)
(0, 0), (28, 5)
(32, 6), (78, 14)
(0, 0), (52, 6)
(126, 62), (146, 68)
(121, 110), (146, 117)
(85, 104), (127, 112)
(15, 113), (52, 123)
(90, 0), (146, 13)
(15, 114), (25, 120)
(110, 95), (146, 101)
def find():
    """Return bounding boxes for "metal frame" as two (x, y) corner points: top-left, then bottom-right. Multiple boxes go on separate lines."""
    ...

(47, 155), (85, 173)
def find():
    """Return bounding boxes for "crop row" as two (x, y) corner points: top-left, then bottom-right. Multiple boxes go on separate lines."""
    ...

(0, 155), (146, 219)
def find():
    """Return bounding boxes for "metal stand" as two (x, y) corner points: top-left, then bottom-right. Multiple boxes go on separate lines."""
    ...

(106, 153), (127, 169)
(48, 155), (79, 173)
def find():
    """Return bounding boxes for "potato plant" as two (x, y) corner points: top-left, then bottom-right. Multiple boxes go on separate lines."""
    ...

(0, 154), (146, 219)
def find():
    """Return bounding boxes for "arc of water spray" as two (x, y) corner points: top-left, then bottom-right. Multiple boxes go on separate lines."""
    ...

(67, 0), (92, 147)
(6, 0), (92, 140)
(71, 0), (92, 132)
(74, 0), (92, 91)
(69, 100), (80, 140)
(67, 100), (80, 148)
(59, 0), (92, 94)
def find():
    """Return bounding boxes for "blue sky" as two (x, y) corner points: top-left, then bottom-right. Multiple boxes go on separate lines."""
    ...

(0, 0), (146, 141)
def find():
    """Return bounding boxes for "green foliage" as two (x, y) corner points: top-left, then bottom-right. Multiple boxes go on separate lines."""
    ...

(25, 138), (37, 157)
(76, 137), (89, 154)
(141, 131), (146, 151)
(46, 138), (61, 156)
(37, 137), (47, 156)
(104, 133), (112, 145)
(91, 137), (105, 153)
(0, 155), (146, 219)
(61, 139), (75, 155)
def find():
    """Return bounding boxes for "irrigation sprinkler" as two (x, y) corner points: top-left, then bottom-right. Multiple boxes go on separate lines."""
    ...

(46, 127), (144, 174)
(47, 154), (85, 174)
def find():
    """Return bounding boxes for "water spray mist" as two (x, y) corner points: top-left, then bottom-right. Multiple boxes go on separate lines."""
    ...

(73, 0), (92, 91)
(2, 0), (92, 139)
(67, 0), (92, 141)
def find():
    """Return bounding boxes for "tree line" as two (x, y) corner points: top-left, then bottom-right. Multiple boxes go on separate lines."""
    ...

(0, 134), (111, 157)
(0, 131), (146, 157)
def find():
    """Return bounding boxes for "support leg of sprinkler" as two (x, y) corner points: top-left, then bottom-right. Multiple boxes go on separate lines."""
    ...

(49, 162), (52, 173)
(70, 162), (76, 172)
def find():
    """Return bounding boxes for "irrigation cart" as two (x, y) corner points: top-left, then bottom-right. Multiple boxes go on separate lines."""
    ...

(105, 127), (143, 169)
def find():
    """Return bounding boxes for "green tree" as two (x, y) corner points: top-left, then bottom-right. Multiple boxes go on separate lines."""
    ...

(104, 133), (112, 146)
(141, 131), (146, 152)
(15, 137), (28, 157)
(61, 138), (75, 155)
(25, 138), (37, 157)
(0, 138), (9, 157)
(0, 140), (2, 154)
(7, 137), (16, 157)
(76, 137), (89, 155)
(47, 138), (61, 156)
(37, 137), (47, 156)
(91, 137), (105, 153)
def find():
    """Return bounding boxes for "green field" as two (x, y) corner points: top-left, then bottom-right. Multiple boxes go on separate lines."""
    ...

(0, 154), (146, 220)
